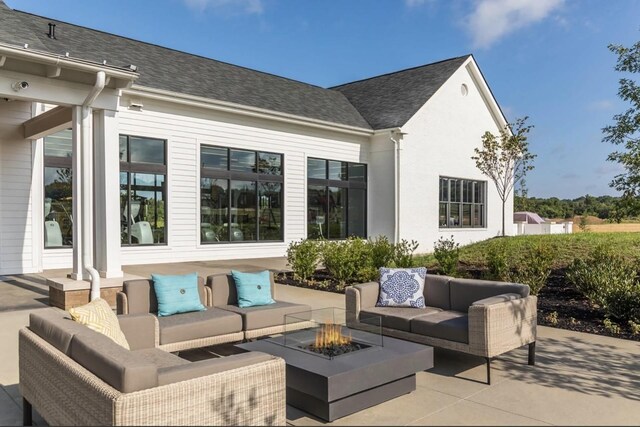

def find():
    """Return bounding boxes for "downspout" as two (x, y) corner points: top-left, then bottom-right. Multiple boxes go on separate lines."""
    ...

(390, 129), (404, 244)
(82, 71), (106, 301)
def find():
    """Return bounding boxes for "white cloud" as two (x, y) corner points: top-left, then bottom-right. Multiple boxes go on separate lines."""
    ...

(183, 0), (263, 14)
(465, 0), (564, 49)
(587, 99), (614, 111)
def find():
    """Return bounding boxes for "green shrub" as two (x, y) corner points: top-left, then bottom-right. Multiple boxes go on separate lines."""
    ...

(603, 318), (621, 335)
(393, 239), (420, 268)
(369, 235), (395, 269)
(433, 235), (459, 276)
(508, 241), (554, 295)
(628, 320), (640, 335)
(545, 311), (559, 326)
(321, 237), (373, 287)
(485, 239), (510, 281)
(286, 239), (320, 281)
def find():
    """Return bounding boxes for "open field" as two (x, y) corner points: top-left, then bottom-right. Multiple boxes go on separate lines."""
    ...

(574, 222), (640, 233)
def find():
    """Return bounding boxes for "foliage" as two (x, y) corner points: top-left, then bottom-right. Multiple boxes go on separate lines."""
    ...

(369, 236), (395, 269)
(578, 215), (590, 232)
(433, 235), (460, 276)
(603, 318), (622, 335)
(545, 311), (559, 326)
(393, 239), (420, 268)
(603, 37), (640, 204)
(485, 238), (510, 281)
(514, 194), (637, 221)
(472, 116), (536, 235)
(321, 238), (373, 287)
(508, 240), (554, 295)
(286, 239), (320, 282)
(629, 320), (640, 335)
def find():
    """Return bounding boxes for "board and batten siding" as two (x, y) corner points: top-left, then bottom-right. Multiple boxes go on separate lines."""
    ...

(399, 61), (512, 252)
(0, 100), (40, 274)
(117, 97), (370, 266)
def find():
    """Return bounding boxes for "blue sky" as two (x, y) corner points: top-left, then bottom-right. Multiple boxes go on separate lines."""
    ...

(8, 0), (640, 198)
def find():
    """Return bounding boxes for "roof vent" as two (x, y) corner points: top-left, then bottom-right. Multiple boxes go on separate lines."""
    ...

(47, 23), (56, 39)
(127, 64), (138, 72)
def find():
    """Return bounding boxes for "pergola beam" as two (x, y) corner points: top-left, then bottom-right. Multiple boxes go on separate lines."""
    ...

(23, 105), (72, 140)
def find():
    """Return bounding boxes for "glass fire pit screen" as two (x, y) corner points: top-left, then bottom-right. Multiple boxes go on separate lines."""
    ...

(283, 307), (382, 360)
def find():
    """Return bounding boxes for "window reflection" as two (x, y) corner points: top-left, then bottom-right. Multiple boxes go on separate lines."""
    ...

(129, 136), (165, 164)
(44, 167), (73, 247)
(259, 182), (282, 240)
(202, 146), (228, 170)
(201, 178), (229, 242)
(439, 177), (485, 228)
(308, 185), (327, 239)
(230, 149), (256, 173)
(348, 188), (366, 238)
(258, 152), (282, 175)
(230, 180), (256, 241)
(44, 129), (72, 158)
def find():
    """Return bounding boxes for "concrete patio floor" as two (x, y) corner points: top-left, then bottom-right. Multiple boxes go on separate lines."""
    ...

(1, 261), (639, 426)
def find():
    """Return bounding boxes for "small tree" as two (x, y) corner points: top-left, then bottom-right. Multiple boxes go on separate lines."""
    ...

(472, 117), (536, 236)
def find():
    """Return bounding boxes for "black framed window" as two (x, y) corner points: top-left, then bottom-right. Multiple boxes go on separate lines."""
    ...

(200, 146), (283, 243)
(439, 177), (485, 228)
(44, 129), (73, 248)
(307, 158), (367, 239)
(120, 135), (167, 245)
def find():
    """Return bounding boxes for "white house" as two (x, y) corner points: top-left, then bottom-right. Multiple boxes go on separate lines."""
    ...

(0, 1), (512, 289)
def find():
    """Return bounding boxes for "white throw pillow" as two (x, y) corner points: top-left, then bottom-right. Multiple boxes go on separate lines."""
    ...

(376, 267), (427, 308)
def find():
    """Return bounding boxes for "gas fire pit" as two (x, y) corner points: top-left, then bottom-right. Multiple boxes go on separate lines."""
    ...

(237, 307), (434, 422)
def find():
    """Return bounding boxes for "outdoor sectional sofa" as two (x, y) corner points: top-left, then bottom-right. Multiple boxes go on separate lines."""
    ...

(346, 274), (537, 384)
(19, 308), (286, 426)
(116, 272), (313, 351)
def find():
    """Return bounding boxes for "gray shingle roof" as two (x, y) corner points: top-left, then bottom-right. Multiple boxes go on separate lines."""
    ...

(331, 56), (470, 129)
(0, 2), (469, 131)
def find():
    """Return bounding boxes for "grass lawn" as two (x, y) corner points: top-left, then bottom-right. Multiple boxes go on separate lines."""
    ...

(414, 232), (640, 271)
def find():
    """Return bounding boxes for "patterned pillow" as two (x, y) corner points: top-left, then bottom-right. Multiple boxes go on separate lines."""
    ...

(69, 298), (130, 349)
(376, 267), (427, 308)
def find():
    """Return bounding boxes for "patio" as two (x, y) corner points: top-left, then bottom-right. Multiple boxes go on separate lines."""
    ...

(1, 260), (639, 426)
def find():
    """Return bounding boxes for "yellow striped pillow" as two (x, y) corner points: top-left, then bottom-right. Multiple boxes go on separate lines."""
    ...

(69, 298), (130, 349)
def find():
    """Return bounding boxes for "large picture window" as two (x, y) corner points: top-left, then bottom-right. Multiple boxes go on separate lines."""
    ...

(307, 158), (367, 239)
(120, 135), (167, 245)
(439, 177), (485, 228)
(44, 129), (73, 248)
(200, 146), (283, 243)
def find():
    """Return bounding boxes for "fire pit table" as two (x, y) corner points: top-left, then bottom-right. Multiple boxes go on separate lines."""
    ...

(236, 307), (434, 422)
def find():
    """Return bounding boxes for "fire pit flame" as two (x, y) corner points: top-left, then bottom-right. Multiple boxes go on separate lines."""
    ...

(314, 322), (352, 348)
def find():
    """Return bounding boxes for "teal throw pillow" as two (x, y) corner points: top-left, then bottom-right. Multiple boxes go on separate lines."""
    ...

(152, 272), (206, 317)
(231, 270), (276, 308)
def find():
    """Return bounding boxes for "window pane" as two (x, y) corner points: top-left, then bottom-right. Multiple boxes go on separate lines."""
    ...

(258, 152), (282, 175)
(439, 203), (448, 227)
(308, 185), (327, 238)
(462, 204), (472, 226)
(129, 137), (165, 164)
(44, 129), (73, 158)
(450, 179), (461, 202)
(463, 181), (473, 203)
(259, 182), (283, 240)
(439, 178), (448, 202)
(449, 203), (460, 227)
(230, 150), (256, 173)
(307, 158), (326, 179)
(230, 180), (256, 241)
(123, 173), (166, 244)
(201, 178), (229, 242)
(119, 135), (127, 162)
(120, 172), (129, 244)
(201, 146), (228, 170)
(475, 182), (485, 204)
(348, 188), (366, 238)
(44, 167), (73, 247)
(328, 161), (347, 181)
(348, 163), (366, 182)
(328, 187), (347, 239)
(474, 204), (485, 227)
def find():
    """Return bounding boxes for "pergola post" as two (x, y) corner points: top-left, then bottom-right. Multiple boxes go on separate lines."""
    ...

(69, 106), (87, 280)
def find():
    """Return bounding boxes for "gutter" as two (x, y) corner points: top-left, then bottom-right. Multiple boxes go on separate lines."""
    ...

(389, 128), (406, 244)
(82, 71), (106, 301)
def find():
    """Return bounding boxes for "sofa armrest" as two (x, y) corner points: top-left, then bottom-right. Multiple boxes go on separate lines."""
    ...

(472, 293), (523, 306)
(116, 291), (128, 315)
(117, 313), (159, 350)
(468, 295), (537, 358)
(346, 281), (379, 326)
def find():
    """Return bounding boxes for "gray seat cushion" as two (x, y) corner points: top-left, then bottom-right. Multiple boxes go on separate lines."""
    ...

(133, 348), (189, 369)
(122, 277), (206, 315)
(157, 307), (242, 345)
(69, 331), (157, 393)
(410, 311), (469, 344)
(449, 278), (530, 312)
(29, 309), (88, 355)
(424, 274), (451, 310)
(360, 306), (443, 332)
(219, 301), (311, 331)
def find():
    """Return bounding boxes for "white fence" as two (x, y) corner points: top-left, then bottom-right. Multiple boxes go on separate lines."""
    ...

(513, 221), (573, 236)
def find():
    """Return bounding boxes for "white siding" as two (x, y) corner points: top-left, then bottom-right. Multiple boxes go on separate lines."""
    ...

(399, 62), (512, 252)
(0, 101), (38, 274)
(117, 98), (369, 266)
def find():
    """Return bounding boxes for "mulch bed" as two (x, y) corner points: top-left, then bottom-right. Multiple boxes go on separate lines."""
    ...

(275, 269), (640, 342)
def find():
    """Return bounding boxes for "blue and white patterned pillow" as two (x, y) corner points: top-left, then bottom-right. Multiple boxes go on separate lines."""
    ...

(376, 267), (427, 308)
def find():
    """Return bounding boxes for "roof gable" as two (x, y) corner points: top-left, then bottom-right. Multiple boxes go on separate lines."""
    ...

(331, 56), (470, 130)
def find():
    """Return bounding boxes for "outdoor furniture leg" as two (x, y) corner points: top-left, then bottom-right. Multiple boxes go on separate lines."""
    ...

(486, 357), (491, 385)
(528, 342), (536, 366)
(23, 398), (32, 426)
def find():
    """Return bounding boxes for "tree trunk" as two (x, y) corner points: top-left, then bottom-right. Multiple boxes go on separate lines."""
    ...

(502, 198), (506, 236)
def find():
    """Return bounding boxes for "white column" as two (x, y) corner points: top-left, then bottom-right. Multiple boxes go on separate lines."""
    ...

(93, 109), (123, 278)
(70, 106), (86, 279)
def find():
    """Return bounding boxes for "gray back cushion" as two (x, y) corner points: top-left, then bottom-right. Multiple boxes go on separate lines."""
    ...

(207, 271), (275, 307)
(122, 276), (206, 314)
(29, 309), (88, 355)
(69, 331), (158, 393)
(424, 274), (451, 310)
(449, 278), (530, 312)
